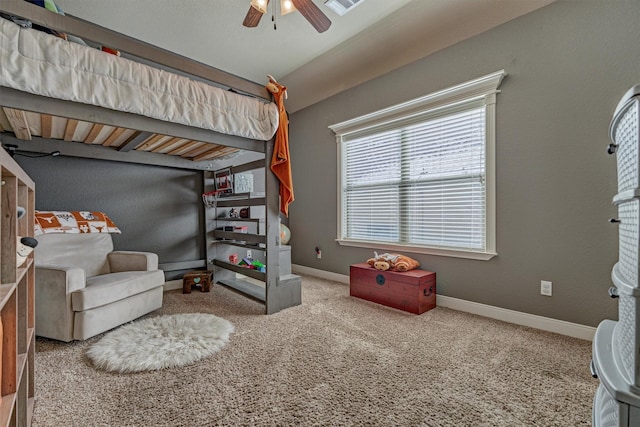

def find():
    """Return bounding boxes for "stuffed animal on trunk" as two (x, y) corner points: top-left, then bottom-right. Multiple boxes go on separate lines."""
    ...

(366, 251), (420, 272)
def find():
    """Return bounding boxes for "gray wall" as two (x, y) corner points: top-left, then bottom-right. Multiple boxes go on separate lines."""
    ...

(287, 0), (640, 327)
(16, 155), (204, 280)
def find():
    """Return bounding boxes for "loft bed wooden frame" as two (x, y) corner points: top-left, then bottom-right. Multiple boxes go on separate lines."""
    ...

(0, 0), (302, 315)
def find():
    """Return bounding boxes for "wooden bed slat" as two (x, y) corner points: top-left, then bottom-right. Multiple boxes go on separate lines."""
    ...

(149, 137), (184, 153)
(194, 150), (227, 162)
(40, 114), (52, 139)
(190, 144), (221, 158)
(167, 140), (199, 156)
(0, 108), (10, 132)
(102, 127), (126, 147)
(3, 108), (32, 140)
(194, 147), (237, 161)
(137, 134), (170, 151)
(180, 142), (211, 158)
(84, 123), (104, 144)
(63, 119), (79, 141)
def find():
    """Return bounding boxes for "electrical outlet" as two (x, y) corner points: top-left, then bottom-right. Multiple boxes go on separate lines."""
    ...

(541, 280), (552, 296)
(247, 250), (252, 258)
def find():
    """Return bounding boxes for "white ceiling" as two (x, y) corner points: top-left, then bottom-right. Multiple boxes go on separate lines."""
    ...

(55, 0), (555, 112)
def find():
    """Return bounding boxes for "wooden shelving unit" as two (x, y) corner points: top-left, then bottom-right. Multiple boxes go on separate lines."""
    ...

(203, 155), (301, 314)
(0, 148), (35, 426)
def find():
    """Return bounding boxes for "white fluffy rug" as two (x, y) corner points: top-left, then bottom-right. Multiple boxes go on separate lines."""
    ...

(86, 313), (234, 373)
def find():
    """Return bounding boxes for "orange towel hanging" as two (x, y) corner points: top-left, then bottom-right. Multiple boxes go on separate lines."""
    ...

(266, 75), (294, 216)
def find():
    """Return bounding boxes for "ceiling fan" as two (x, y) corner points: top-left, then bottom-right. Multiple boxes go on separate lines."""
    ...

(243, 0), (332, 33)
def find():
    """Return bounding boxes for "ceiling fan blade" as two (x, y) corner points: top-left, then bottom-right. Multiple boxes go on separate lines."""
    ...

(291, 0), (331, 33)
(243, 1), (269, 27)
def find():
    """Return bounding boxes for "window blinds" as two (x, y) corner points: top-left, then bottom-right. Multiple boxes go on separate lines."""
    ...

(341, 105), (487, 251)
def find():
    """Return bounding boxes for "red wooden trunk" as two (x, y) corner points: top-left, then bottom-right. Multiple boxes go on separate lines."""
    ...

(349, 263), (436, 314)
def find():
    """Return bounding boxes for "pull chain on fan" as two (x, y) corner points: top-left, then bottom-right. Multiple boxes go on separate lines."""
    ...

(272, 0), (277, 30)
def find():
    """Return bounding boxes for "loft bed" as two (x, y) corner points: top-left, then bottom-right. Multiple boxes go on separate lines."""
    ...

(0, 0), (302, 314)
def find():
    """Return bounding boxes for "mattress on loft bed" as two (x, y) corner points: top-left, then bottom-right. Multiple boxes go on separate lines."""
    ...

(0, 17), (278, 141)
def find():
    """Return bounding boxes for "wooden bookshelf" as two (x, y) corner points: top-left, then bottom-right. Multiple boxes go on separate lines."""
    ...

(0, 148), (35, 426)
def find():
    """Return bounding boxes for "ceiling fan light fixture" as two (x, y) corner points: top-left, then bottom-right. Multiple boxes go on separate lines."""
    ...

(250, 0), (268, 14)
(324, 0), (363, 16)
(244, 0), (331, 33)
(280, 0), (296, 15)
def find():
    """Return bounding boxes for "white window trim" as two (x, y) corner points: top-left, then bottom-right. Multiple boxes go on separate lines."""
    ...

(329, 70), (506, 261)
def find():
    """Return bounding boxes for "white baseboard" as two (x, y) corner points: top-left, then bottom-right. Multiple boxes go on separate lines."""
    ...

(435, 294), (596, 341)
(293, 264), (350, 284)
(291, 264), (596, 341)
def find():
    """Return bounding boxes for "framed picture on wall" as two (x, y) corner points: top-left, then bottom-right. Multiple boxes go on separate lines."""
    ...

(215, 168), (233, 194)
(234, 173), (254, 194)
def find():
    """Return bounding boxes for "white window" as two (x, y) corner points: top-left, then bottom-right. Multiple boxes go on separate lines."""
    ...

(329, 70), (506, 260)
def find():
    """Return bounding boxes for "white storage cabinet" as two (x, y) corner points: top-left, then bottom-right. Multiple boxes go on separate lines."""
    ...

(593, 85), (640, 427)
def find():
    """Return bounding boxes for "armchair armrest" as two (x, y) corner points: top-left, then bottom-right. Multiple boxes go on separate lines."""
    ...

(35, 265), (86, 342)
(36, 265), (86, 293)
(108, 251), (159, 272)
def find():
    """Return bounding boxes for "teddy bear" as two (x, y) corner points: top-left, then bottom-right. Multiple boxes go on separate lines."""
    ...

(366, 251), (420, 272)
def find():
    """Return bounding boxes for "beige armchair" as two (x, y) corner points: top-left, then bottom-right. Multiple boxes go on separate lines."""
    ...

(34, 233), (165, 342)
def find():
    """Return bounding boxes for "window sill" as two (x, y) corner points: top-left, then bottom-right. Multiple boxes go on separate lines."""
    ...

(336, 239), (497, 261)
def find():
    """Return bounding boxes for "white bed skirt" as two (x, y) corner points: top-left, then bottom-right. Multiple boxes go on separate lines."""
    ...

(0, 18), (278, 141)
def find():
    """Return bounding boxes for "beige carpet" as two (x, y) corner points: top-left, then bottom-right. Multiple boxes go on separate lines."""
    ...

(33, 275), (597, 426)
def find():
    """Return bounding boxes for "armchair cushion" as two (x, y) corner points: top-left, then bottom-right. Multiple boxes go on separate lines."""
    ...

(74, 270), (165, 311)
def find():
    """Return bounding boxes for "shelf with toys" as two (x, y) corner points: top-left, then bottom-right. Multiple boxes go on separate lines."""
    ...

(202, 157), (300, 314)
